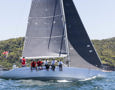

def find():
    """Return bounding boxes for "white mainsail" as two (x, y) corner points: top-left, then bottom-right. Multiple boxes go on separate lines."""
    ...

(22, 0), (67, 59)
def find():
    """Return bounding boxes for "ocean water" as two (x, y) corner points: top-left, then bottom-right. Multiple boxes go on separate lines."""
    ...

(0, 72), (114, 90)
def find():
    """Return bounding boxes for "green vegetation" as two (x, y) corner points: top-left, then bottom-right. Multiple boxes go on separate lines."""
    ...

(0, 37), (115, 70)
(0, 37), (24, 69)
(92, 37), (115, 68)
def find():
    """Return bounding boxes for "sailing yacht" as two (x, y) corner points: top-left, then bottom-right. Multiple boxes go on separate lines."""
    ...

(0, 0), (104, 80)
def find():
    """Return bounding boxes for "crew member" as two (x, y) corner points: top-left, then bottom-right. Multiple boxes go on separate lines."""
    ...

(31, 60), (37, 71)
(37, 59), (43, 70)
(21, 57), (26, 67)
(45, 60), (49, 71)
(58, 60), (63, 71)
(51, 60), (55, 71)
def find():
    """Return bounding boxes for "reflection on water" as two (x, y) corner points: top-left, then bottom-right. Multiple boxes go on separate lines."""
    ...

(0, 72), (115, 90)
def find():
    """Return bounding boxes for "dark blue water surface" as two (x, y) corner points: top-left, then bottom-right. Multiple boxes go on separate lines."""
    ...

(0, 72), (114, 90)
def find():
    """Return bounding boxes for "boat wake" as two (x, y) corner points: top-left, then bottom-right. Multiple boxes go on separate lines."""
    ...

(79, 74), (105, 81)
(19, 79), (51, 86)
(57, 80), (72, 83)
(79, 76), (97, 81)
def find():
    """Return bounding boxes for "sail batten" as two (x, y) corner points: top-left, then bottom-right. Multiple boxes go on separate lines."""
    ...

(25, 35), (65, 39)
(29, 15), (63, 19)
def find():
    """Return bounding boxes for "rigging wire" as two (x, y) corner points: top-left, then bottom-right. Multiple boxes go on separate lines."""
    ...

(48, 0), (58, 49)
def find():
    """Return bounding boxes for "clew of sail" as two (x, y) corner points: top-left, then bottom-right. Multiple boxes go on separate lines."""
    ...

(22, 0), (67, 59)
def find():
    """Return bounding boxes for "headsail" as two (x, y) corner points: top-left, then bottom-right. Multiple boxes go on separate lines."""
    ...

(63, 0), (102, 69)
(22, 0), (67, 59)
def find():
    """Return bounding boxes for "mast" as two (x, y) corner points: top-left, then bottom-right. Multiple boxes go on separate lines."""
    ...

(60, 0), (70, 67)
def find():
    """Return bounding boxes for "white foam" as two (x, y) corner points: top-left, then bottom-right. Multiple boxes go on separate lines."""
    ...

(79, 76), (97, 81)
(19, 80), (49, 86)
(57, 80), (72, 82)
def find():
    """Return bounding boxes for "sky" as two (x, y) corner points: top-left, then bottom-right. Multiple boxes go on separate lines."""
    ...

(0, 0), (115, 41)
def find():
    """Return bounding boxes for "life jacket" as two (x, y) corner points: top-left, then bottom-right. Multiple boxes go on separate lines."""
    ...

(22, 61), (25, 65)
(31, 61), (36, 67)
(40, 61), (43, 65)
(37, 61), (43, 66)
(22, 58), (26, 65)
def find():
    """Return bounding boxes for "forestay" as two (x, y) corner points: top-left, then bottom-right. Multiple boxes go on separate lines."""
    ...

(22, 0), (67, 59)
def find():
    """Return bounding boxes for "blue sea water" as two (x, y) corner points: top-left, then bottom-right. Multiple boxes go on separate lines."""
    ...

(0, 72), (114, 90)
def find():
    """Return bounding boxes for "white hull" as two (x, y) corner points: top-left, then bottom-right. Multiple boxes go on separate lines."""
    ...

(0, 67), (104, 81)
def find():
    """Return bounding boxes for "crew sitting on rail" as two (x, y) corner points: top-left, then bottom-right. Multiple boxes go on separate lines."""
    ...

(21, 57), (26, 67)
(45, 60), (49, 71)
(58, 60), (63, 71)
(37, 59), (43, 70)
(31, 60), (37, 71)
(51, 60), (55, 71)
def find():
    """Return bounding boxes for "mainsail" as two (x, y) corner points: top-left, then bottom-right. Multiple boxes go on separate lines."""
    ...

(63, 0), (102, 69)
(22, 0), (67, 59)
